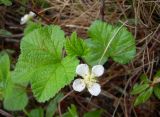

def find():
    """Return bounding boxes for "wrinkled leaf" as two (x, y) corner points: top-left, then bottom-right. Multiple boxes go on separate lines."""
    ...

(65, 32), (89, 57)
(84, 20), (136, 65)
(13, 25), (79, 102)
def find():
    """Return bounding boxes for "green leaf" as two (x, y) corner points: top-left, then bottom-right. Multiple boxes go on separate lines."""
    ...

(140, 74), (150, 83)
(0, 53), (10, 80)
(29, 108), (44, 117)
(24, 21), (42, 35)
(46, 93), (64, 117)
(13, 25), (79, 102)
(3, 81), (28, 111)
(134, 87), (153, 106)
(154, 70), (160, 77)
(83, 110), (102, 117)
(0, 70), (3, 100)
(0, 0), (12, 6)
(57, 104), (78, 117)
(131, 84), (149, 95)
(153, 84), (160, 99)
(152, 70), (160, 85)
(0, 29), (12, 36)
(84, 39), (107, 65)
(0, 53), (10, 99)
(0, 70), (2, 83)
(84, 20), (136, 65)
(65, 32), (89, 57)
(31, 57), (78, 102)
(67, 104), (78, 117)
(0, 53), (28, 110)
(13, 25), (66, 84)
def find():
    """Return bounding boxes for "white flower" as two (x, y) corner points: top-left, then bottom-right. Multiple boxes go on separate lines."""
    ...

(72, 64), (104, 96)
(20, 11), (36, 25)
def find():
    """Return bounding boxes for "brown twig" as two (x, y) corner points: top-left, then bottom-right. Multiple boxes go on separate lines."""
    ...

(0, 109), (13, 117)
(100, 0), (105, 21)
(58, 90), (74, 117)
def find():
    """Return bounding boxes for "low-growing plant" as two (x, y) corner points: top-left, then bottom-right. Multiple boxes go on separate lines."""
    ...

(56, 104), (103, 117)
(0, 18), (137, 116)
(131, 70), (160, 106)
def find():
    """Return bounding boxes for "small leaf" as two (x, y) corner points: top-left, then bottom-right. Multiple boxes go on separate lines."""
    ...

(46, 93), (64, 117)
(140, 74), (150, 83)
(154, 70), (160, 77)
(67, 104), (78, 117)
(83, 110), (102, 117)
(84, 20), (136, 65)
(153, 84), (160, 99)
(3, 82), (28, 111)
(57, 104), (78, 117)
(131, 84), (149, 95)
(65, 32), (89, 57)
(29, 108), (44, 117)
(0, 29), (12, 36)
(134, 87), (153, 106)
(83, 110), (103, 117)
(0, 0), (12, 6)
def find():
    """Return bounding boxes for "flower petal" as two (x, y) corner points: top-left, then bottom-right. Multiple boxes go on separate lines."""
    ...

(72, 79), (85, 92)
(76, 64), (89, 77)
(29, 11), (36, 17)
(91, 65), (104, 77)
(88, 83), (101, 96)
(20, 15), (29, 25)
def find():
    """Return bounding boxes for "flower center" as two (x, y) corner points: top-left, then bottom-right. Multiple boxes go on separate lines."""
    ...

(83, 74), (97, 88)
